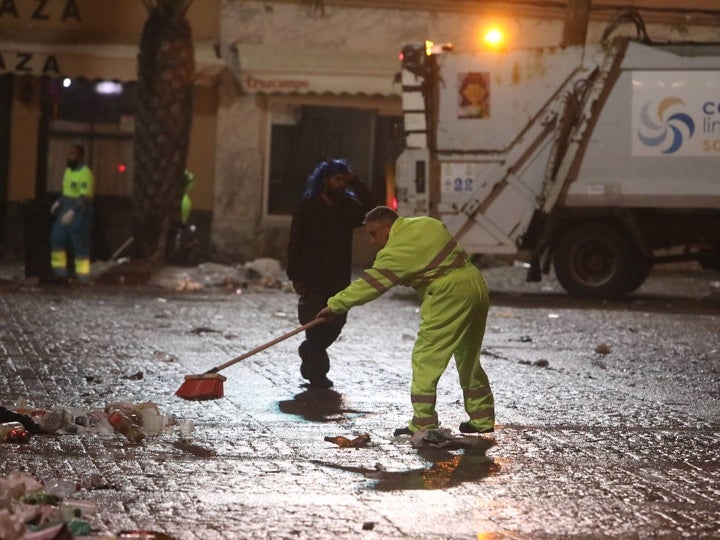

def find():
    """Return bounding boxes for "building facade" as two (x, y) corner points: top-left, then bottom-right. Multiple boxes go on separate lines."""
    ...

(211, 0), (720, 264)
(0, 0), (223, 264)
(2, 0), (719, 267)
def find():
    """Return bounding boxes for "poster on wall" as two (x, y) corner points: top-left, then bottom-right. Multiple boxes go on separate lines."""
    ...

(457, 72), (490, 119)
(632, 71), (720, 157)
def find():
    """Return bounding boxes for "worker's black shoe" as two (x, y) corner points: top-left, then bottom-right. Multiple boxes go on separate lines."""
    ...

(459, 421), (494, 434)
(307, 375), (333, 389)
(393, 427), (414, 437)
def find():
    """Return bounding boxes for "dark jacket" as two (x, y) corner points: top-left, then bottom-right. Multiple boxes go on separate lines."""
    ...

(287, 182), (373, 293)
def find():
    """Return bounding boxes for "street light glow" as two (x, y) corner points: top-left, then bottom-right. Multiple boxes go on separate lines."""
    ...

(483, 27), (505, 49)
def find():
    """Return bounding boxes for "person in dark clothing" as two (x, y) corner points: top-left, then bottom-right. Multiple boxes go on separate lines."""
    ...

(287, 159), (374, 388)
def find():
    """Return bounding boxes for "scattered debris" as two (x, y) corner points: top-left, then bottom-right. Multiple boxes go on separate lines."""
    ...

(0, 407), (46, 435)
(0, 471), (87, 540)
(152, 351), (178, 363)
(482, 349), (508, 360)
(190, 327), (220, 335)
(595, 343), (611, 355)
(0, 471), (177, 539)
(0, 422), (30, 443)
(324, 433), (371, 448)
(171, 441), (216, 458)
(396, 428), (496, 449)
(5, 400), (193, 440)
(144, 258), (289, 292)
(0, 398), (194, 538)
(118, 531), (177, 539)
(409, 429), (452, 447)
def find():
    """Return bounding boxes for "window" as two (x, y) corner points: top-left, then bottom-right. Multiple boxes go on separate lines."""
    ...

(267, 103), (403, 216)
(44, 79), (136, 197)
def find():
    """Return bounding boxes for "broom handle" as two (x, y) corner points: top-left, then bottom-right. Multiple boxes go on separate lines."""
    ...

(206, 318), (326, 374)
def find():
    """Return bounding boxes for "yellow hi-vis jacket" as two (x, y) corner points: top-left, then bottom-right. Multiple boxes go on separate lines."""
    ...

(59, 165), (94, 212)
(327, 216), (469, 313)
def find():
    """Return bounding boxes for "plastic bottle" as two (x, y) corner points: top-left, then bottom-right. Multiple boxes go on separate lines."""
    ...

(0, 421), (30, 443)
(45, 478), (79, 497)
(107, 410), (145, 443)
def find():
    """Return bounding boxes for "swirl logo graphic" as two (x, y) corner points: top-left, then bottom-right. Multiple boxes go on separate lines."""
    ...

(637, 97), (695, 154)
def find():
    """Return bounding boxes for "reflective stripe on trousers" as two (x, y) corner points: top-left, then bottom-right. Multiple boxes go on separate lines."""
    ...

(407, 265), (495, 432)
(51, 250), (68, 277)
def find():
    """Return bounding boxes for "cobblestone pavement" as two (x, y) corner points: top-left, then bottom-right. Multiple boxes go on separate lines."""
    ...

(0, 265), (719, 539)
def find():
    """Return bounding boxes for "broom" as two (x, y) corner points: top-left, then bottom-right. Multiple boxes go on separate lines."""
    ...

(176, 318), (325, 400)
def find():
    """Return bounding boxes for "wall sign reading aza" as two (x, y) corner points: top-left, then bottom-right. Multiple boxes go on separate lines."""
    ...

(0, 51), (60, 74)
(0, 0), (82, 21)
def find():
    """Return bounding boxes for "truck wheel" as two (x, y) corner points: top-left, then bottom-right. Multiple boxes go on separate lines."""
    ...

(698, 247), (720, 271)
(622, 254), (651, 295)
(553, 223), (637, 299)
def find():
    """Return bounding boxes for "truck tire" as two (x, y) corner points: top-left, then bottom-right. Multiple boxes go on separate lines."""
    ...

(698, 247), (720, 271)
(553, 222), (638, 300)
(621, 254), (651, 295)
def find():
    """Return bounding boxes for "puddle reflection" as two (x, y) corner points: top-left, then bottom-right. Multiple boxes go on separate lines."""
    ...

(315, 443), (500, 491)
(277, 389), (367, 422)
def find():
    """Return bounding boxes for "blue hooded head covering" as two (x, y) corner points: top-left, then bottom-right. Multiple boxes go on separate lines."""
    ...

(302, 159), (353, 200)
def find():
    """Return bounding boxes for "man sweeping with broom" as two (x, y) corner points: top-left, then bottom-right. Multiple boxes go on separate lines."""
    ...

(316, 206), (496, 436)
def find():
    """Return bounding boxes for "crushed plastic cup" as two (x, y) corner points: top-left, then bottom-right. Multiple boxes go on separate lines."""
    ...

(175, 420), (195, 437)
(139, 406), (164, 436)
(37, 407), (74, 433)
(45, 478), (79, 497)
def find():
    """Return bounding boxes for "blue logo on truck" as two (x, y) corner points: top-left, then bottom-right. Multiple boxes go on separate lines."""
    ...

(637, 98), (695, 154)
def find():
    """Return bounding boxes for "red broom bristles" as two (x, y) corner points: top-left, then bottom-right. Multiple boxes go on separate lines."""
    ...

(175, 321), (327, 401)
(175, 373), (227, 401)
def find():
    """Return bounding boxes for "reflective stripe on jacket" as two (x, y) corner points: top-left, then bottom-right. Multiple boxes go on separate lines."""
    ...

(327, 216), (469, 313)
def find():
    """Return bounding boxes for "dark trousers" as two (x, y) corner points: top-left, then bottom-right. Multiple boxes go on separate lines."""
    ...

(297, 291), (347, 379)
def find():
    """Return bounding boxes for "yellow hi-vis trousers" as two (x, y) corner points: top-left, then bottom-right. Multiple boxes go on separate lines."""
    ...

(408, 264), (494, 432)
(51, 250), (90, 281)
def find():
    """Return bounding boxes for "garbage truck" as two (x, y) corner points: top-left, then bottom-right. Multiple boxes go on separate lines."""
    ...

(395, 18), (720, 299)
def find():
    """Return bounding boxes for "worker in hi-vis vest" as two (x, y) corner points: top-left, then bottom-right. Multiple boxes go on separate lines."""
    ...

(181, 169), (194, 225)
(50, 143), (94, 283)
(317, 206), (495, 437)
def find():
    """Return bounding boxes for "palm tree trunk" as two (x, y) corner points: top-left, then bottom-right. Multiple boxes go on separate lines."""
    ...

(133, 1), (195, 264)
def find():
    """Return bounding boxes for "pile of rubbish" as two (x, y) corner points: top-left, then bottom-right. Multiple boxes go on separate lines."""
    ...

(0, 257), (293, 293)
(0, 471), (176, 539)
(93, 258), (292, 292)
(147, 258), (290, 292)
(0, 401), (191, 539)
(1, 400), (194, 444)
(0, 470), (95, 540)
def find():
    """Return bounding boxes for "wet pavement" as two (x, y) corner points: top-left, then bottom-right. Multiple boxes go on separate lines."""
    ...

(1, 264), (719, 539)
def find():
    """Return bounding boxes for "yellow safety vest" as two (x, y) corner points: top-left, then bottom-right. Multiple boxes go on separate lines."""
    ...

(327, 216), (469, 313)
(62, 165), (94, 199)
